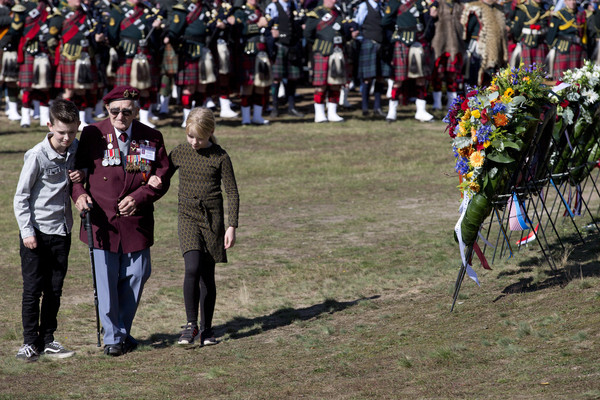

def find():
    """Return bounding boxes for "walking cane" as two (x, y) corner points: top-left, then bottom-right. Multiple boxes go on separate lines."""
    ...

(81, 206), (101, 347)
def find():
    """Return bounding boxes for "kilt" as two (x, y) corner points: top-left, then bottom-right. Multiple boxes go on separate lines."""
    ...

(520, 44), (548, 69)
(162, 43), (178, 75)
(272, 43), (302, 81)
(18, 52), (36, 88)
(552, 43), (583, 79)
(115, 55), (160, 89)
(54, 56), (98, 89)
(392, 41), (409, 82)
(311, 52), (329, 87)
(434, 52), (463, 75)
(176, 58), (201, 86)
(392, 40), (432, 82)
(240, 52), (256, 86)
(358, 39), (391, 80)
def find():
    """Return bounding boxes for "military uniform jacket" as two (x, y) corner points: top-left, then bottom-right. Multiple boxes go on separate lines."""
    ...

(167, 1), (211, 59)
(107, 2), (158, 58)
(304, 5), (350, 56)
(510, 0), (550, 48)
(12, 0), (53, 62)
(72, 118), (170, 254)
(0, 5), (12, 49)
(234, 3), (266, 54)
(49, 7), (96, 63)
(381, 0), (436, 46)
(546, 7), (586, 53)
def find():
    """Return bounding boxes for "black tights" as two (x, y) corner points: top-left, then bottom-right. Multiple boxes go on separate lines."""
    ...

(183, 251), (216, 334)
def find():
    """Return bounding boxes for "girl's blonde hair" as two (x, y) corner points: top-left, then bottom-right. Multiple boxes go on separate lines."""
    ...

(186, 107), (217, 144)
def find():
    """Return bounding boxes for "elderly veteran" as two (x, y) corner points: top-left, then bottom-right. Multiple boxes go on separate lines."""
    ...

(71, 86), (170, 357)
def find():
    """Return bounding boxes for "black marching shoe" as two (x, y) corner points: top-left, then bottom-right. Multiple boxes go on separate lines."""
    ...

(123, 336), (138, 354)
(374, 108), (386, 117)
(287, 108), (304, 117)
(103, 343), (123, 357)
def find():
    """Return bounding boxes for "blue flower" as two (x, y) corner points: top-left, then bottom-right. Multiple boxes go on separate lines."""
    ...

(476, 124), (494, 143)
(455, 158), (469, 175)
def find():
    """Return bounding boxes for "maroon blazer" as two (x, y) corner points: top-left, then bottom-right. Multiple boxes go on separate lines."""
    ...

(72, 118), (170, 253)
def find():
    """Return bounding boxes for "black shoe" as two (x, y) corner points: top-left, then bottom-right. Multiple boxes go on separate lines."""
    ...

(16, 344), (39, 362)
(270, 108), (279, 118)
(374, 108), (386, 117)
(201, 329), (219, 346)
(123, 336), (138, 354)
(178, 322), (200, 345)
(362, 110), (370, 117)
(43, 341), (75, 359)
(287, 108), (304, 117)
(103, 344), (123, 357)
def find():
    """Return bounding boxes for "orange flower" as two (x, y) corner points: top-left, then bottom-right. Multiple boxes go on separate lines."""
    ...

(469, 151), (484, 167)
(469, 181), (481, 193)
(458, 145), (473, 158)
(523, 76), (530, 82)
(494, 113), (508, 127)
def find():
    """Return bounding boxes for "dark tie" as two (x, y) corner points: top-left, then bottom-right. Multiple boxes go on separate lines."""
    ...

(119, 132), (128, 142)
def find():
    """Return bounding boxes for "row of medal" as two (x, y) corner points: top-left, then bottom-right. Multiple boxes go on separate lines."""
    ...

(125, 155), (151, 173)
(102, 134), (121, 166)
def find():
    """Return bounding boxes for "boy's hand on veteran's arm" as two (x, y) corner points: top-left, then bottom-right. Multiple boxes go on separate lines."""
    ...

(69, 169), (85, 183)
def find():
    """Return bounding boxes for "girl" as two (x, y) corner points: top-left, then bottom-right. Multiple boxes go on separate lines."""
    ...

(152, 107), (239, 346)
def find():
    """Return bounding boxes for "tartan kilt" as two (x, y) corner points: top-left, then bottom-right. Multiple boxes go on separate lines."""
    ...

(311, 52), (330, 87)
(392, 41), (409, 82)
(358, 40), (391, 80)
(162, 43), (178, 75)
(54, 56), (98, 89)
(240, 52), (256, 86)
(19, 52), (37, 88)
(434, 52), (463, 75)
(520, 44), (548, 69)
(115, 55), (160, 89)
(272, 44), (302, 81)
(176, 58), (201, 86)
(552, 44), (583, 79)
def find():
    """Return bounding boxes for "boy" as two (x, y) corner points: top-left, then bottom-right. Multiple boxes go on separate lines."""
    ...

(13, 99), (82, 361)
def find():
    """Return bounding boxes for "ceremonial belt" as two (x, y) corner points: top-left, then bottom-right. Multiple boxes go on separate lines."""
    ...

(62, 13), (85, 46)
(120, 8), (144, 31)
(397, 0), (418, 16)
(316, 9), (339, 32)
(0, 27), (8, 42)
(521, 27), (540, 35)
(186, 5), (204, 25)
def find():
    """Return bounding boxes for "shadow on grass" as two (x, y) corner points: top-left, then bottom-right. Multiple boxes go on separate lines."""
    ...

(145, 296), (379, 348)
(493, 231), (600, 302)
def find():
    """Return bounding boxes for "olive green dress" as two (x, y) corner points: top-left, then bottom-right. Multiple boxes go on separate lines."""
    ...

(169, 143), (239, 262)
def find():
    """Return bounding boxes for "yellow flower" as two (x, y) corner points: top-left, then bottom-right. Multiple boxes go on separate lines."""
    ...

(483, 140), (491, 148)
(470, 151), (485, 167)
(469, 181), (481, 193)
(461, 109), (471, 121)
(458, 122), (467, 136)
(504, 88), (514, 97)
(472, 109), (481, 119)
(523, 76), (530, 82)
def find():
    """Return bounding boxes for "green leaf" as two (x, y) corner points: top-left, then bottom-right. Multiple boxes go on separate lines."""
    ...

(502, 140), (521, 150)
(486, 152), (516, 163)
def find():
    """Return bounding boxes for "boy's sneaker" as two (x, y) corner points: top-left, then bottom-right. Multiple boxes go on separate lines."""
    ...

(16, 344), (39, 362)
(178, 323), (200, 345)
(43, 341), (75, 359)
(201, 330), (219, 346)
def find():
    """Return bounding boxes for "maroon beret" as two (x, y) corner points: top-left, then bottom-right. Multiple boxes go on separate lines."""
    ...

(103, 86), (140, 105)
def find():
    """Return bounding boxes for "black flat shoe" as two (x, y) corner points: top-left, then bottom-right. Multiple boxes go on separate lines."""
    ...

(287, 108), (304, 117)
(103, 344), (123, 357)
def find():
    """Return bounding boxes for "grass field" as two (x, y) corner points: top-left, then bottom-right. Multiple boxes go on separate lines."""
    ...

(1, 101), (600, 399)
